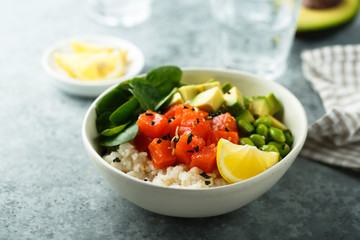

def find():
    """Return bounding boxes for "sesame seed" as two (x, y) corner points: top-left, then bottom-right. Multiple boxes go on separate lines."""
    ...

(162, 135), (168, 140)
(145, 112), (153, 116)
(150, 121), (155, 126)
(194, 146), (199, 152)
(113, 157), (121, 163)
(196, 118), (200, 124)
(183, 106), (188, 109)
(174, 137), (179, 143)
(225, 127), (229, 132)
(187, 133), (193, 144)
(205, 181), (211, 185)
(199, 172), (210, 179)
(186, 150), (194, 153)
(157, 139), (162, 144)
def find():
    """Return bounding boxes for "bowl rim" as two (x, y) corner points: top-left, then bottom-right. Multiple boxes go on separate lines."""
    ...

(41, 35), (145, 87)
(82, 67), (308, 192)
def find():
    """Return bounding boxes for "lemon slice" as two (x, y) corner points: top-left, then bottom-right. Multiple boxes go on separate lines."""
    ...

(71, 41), (128, 62)
(54, 50), (125, 81)
(217, 139), (279, 183)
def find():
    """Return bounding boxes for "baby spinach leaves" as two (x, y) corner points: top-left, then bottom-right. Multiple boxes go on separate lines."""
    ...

(96, 66), (182, 147)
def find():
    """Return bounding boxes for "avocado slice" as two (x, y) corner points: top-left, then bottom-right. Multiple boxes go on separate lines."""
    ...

(221, 82), (233, 93)
(167, 92), (184, 107)
(250, 96), (271, 117)
(297, 0), (360, 32)
(268, 115), (287, 130)
(223, 87), (246, 116)
(191, 87), (225, 112)
(195, 81), (221, 92)
(266, 93), (283, 115)
(235, 109), (255, 123)
(178, 85), (198, 102)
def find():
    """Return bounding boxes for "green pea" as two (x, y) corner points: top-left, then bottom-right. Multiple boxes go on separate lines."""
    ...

(260, 145), (279, 153)
(240, 137), (255, 146)
(269, 127), (286, 143)
(283, 129), (293, 146)
(253, 116), (272, 128)
(256, 124), (269, 139)
(249, 134), (266, 148)
(237, 119), (254, 134)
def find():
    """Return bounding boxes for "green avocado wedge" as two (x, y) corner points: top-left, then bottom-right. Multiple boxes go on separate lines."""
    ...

(297, 0), (360, 32)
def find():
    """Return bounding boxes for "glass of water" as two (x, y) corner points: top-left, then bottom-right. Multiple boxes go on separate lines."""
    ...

(90, 0), (152, 27)
(210, 0), (301, 80)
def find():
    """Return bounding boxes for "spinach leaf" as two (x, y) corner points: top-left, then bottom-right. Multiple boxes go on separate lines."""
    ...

(99, 121), (139, 147)
(155, 87), (178, 111)
(96, 81), (132, 115)
(109, 96), (139, 124)
(100, 121), (130, 136)
(146, 66), (182, 97)
(129, 78), (160, 111)
(96, 112), (115, 133)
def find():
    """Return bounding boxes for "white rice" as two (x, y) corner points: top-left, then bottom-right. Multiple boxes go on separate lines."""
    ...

(103, 142), (228, 189)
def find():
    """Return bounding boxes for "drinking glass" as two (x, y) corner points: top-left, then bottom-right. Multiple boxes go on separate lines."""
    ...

(90, 0), (152, 27)
(210, 0), (302, 80)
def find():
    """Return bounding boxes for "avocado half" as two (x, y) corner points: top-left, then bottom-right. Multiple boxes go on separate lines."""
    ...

(297, 0), (360, 32)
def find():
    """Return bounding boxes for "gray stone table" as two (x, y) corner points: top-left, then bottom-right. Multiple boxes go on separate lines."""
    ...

(1, 0), (359, 239)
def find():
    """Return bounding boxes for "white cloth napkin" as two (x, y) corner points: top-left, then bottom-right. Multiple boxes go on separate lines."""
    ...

(300, 45), (360, 171)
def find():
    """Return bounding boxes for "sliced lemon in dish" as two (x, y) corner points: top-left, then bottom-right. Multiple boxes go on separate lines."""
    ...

(217, 139), (279, 183)
(71, 41), (128, 63)
(54, 50), (125, 81)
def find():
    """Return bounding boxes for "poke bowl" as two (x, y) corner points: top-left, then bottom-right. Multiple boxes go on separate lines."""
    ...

(82, 67), (307, 217)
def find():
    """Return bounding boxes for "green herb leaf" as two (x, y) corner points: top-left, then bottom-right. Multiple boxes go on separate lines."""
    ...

(129, 78), (160, 111)
(109, 96), (139, 124)
(99, 122), (139, 147)
(146, 66), (182, 97)
(100, 121), (130, 136)
(96, 112), (115, 133)
(154, 87), (178, 111)
(96, 81), (132, 115)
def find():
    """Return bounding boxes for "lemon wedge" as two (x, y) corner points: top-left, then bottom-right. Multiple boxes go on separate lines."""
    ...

(71, 41), (128, 63)
(54, 41), (127, 81)
(217, 139), (279, 183)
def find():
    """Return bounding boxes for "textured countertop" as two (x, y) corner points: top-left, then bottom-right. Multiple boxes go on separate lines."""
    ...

(1, 1), (359, 239)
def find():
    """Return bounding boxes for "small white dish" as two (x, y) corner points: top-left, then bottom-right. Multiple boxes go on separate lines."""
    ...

(42, 35), (145, 97)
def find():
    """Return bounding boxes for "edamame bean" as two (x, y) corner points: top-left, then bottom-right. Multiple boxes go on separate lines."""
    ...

(260, 145), (279, 153)
(249, 134), (265, 148)
(253, 116), (272, 128)
(269, 127), (286, 143)
(256, 124), (269, 139)
(268, 141), (290, 157)
(240, 137), (255, 146)
(283, 129), (293, 146)
(237, 119), (254, 134)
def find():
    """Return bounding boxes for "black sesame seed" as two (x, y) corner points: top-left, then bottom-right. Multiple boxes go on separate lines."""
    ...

(199, 172), (210, 179)
(205, 181), (211, 185)
(186, 150), (194, 153)
(217, 110), (222, 115)
(196, 118), (200, 124)
(150, 121), (155, 126)
(113, 157), (121, 163)
(183, 106), (189, 109)
(168, 118), (172, 123)
(225, 127), (229, 132)
(194, 146), (199, 152)
(145, 112), (153, 116)
(167, 133), (171, 140)
(157, 139), (162, 144)
(144, 179), (148, 182)
(191, 107), (195, 111)
(174, 137), (179, 143)
(187, 133), (193, 144)
(162, 135), (168, 140)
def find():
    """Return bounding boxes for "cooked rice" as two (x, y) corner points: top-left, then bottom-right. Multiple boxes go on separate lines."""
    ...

(103, 142), (228, 188)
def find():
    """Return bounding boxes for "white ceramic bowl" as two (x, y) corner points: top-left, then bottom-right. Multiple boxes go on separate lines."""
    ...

(42, 35), (145, 97)
(82, 68), (308, 217)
